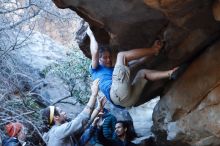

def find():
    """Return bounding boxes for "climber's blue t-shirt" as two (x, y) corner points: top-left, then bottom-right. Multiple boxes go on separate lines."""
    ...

(90, 65), (124, 109)
(90, 65), (113, 101)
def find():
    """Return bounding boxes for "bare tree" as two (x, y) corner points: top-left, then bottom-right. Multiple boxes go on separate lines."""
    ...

(0, 1), (83, 145)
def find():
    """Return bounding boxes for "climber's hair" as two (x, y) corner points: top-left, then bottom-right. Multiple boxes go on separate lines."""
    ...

(41, 106), (60, 131)
(98, 44), (112, 58)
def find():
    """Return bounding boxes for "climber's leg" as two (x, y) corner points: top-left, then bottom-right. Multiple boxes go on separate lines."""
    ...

(121, 68), (178, 107)
(115, 40), (162, 66)
(110, 65), (131, 107)
(133, 68), (177, 82)
(110, 40), (163, 107)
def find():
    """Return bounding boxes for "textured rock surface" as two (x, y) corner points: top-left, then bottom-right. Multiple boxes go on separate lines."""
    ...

(128, 97), (159, 137)
(153, 40), (220, 146)
(14, 32), (67, 71)
(213, 0), (220, 21)
(52, 0), (220, 145)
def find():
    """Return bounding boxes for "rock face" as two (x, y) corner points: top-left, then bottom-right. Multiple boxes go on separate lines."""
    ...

(153, 40), (220, 146)
(52, 0), (220, 146)
(128, 97), (160, 138)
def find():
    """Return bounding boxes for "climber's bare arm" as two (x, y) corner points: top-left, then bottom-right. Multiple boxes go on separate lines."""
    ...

(87, 27), (99, 69)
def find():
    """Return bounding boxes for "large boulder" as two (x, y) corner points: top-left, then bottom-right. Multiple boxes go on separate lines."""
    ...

(52, 0), (220, 145)
(153, 40), (220, 146)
